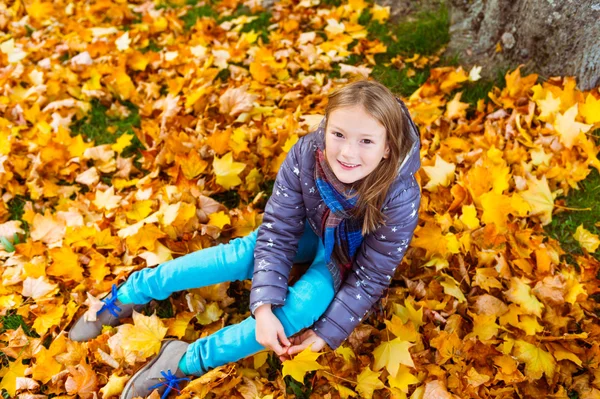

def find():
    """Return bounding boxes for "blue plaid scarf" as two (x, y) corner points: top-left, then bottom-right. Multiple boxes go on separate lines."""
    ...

(314, 148), (364, 282)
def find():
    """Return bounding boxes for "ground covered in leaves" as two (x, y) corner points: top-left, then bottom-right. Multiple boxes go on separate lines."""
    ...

(1, 0), (600, 398)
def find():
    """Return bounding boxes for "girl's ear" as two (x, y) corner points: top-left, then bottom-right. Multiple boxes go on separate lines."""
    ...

(383, 144), (390, 159)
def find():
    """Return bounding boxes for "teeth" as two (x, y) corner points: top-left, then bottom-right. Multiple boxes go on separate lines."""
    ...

(340, 161), (358, 167)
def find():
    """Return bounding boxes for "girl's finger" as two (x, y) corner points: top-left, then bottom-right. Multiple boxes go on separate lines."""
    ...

(278, 329), (291, 347)
(287, 343), (308, 356)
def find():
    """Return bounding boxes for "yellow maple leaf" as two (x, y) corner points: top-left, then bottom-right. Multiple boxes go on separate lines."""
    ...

(440, 67), (469, 93)
(423, 155), (455, 192)
(355, 366), (385, 399)
(393, 297), (424, 329)
(562, 269), (587, 304)
(553, 103), (592, 149)
(548, 342), (582, 367)
(480, 191), (513, 232)
(459, 204), (480, 230)
(331, 382), (357, 399)
(94, 228), (120, 250)
(254, 351), (269, 369)
(504, 277), (544, 318)
(213, 151), (247, 190)
(387, 365), (420, 393)
(47, 246), (84, 281)
(385, 315), (420, 342)
(445, 92), (469, 119)
(126, 200), (154, 222)
(93, 186), (122, 211)
(579, 93), (600, 124)
(177, 150), (209, 180)
(440, 274), (466, 303)
(513, 340), (555, 380)
(518, 315), (544, 335)
(113, 69), (136, 101)
(165, 311), (195, 339)
(334, 346), (356, 363)
(469, 313), (499, 341)
(573, 224), (600, 252)
(429, 331), (462, 364)
(125, 224), (167, 253)
(250, 61), (271, 83)
(99, 374), (130, 398)
(281, 345), (324, 382)
(208, 211), (231, 229)
(466, 367), (490, 387)
(111, 133), (134, 154)
(118, 311), (168, 358)
(373, 338), (414, 376)
(138, 241), (173, 267)
(411, 223), (450, 258)
(30, 210), (66, 244)
(31, 346), (63, 384)
(26, 0), (54, 21)
(196, 302), (223, 325)
(33, 304), (66, 335)
(0, 359), (28, 397)
(370, 4), (390, 22)
(520, 175), (554, 225)
(536, 91), (561, 122)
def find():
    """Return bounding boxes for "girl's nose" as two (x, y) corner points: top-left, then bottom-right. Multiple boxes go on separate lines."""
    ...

(341, 142), (357, 159)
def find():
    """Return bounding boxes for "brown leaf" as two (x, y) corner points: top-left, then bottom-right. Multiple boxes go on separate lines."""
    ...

(65, 362), (98, 399)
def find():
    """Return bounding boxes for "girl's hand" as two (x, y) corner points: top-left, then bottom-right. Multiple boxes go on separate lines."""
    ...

(255, 304), (291, 356)
(279, 329), (326, 362)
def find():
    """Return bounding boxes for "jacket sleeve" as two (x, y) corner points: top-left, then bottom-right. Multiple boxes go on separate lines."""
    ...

(312, 181), (421, 349)
(248, 137), (307, 316)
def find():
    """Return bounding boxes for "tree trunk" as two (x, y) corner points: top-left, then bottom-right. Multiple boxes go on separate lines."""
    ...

(445, 0), (600, 90)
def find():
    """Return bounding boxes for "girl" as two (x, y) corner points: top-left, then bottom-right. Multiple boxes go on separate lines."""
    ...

(68, 78), (422, 399)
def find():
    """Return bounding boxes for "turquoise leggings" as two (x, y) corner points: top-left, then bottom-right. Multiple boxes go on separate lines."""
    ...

(117, 221), (334, 375)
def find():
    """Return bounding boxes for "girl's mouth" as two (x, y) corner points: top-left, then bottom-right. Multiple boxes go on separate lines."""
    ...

(338, 160), (360, 170)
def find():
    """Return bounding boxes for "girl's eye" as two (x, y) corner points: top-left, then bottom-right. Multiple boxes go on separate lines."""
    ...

(333, 132), (343, 138)
(363, 139), (372, 144)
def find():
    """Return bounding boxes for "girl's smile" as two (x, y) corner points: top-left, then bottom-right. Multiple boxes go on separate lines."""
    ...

(324, 104), (390, 184)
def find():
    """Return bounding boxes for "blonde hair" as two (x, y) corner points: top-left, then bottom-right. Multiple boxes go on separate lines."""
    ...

(324, 78), (413, 235)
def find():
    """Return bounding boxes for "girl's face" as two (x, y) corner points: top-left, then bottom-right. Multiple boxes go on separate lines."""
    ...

(324, 104), (390, 184)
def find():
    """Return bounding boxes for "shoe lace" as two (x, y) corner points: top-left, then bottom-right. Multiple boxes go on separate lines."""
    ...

(148, 370), (190, 399)
(98, 284), (122, 318)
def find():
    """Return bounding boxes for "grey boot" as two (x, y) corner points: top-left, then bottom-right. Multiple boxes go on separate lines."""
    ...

(121, 340), (190, 399)
(68, 283), (145, 342)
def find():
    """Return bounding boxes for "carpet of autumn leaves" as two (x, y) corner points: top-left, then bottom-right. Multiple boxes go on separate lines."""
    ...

(1, 0), (600, 398)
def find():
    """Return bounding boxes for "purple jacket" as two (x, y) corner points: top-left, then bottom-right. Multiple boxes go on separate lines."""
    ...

(249, 99), (421, 349)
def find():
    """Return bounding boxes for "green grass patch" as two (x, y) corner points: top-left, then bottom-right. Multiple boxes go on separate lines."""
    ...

(0, 312), (39, 338)
(371, 62), (431, 98)
(366, 5), (450, 56)
(181, 4), (219, 29)
(7, 195), (29, 231)
(140, 39), (162, 54)
(70, 99), (143, 159)
(213, 189), (242, 209)
(545, 159), (600, 263)
(346, 3), (450, 97)
(447, 67), (509, 117)
(181, 3), (272, 42)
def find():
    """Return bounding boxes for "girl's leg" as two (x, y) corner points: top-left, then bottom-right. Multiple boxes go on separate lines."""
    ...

(183, 241), (334, 375)
(118, 221), (321, 305)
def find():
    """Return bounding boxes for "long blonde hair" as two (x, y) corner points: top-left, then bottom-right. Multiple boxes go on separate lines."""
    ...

(324, 78), (413, 235)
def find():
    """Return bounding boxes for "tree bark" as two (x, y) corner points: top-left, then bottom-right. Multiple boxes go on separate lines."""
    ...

(445, 0), (600, 90)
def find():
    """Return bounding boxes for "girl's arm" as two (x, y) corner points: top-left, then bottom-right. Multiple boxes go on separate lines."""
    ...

(248, 135), (308, 316)
(312, 181), (421, 349)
